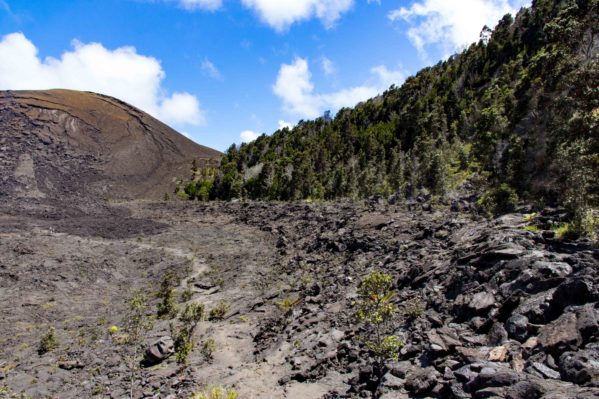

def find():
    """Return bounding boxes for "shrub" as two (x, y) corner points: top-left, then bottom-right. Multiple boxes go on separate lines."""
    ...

(174, 302), (205, 364)
(196, 180), (213, 201)
(180, 302), (205, 326)
(552, 223), (577, 240)
(38, 327), (59, 355)
(477, 184), (518, 216)
(191, 385), (238, 399)
(176, 190), (189, 200)
(208, 302), (229, 321)
(201, 337), (217, 360)
(175, 332), (193, 364)
(157, 273), (179, 319)
(557, 139), (598, 239)
(354, 271), (403, 369)
(571, 208), (598, 240)
(403, 297), (425, 319)
(91, 383), (103, 396)
(157, 288), (178, 319)
(549, 210), (597, 241)
(523, 212), (537, 222)
(121, 290), (153, 397)
(183, 180), (213, 201)
(275, 297), (301, 313)
(181, 288), (194, 302)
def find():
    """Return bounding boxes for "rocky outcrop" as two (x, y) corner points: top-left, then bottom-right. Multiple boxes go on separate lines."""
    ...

(145, 336), (175, 364)
(1, 200), (597, 398)
(223, 202), (599, 398)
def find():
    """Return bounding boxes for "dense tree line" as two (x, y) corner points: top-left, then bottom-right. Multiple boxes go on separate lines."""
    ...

(187, 0), (597, 221)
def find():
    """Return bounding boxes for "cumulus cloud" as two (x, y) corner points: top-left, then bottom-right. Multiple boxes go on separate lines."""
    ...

(201, 58), (222, 79)
(0, 32), (205, 126)
(240, 0), (354, 31)
(370, 65), (406, 89)
(159, 93), (205, 125)
(389, 0), (530, 59)
(273, 57), (405, 119)
(273, 58), (320, 117)
(240, 129), (261, 142)
(278, 120), (294, 130)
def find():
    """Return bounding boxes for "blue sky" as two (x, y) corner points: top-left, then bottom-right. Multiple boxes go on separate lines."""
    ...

(0, 0), (528, 151)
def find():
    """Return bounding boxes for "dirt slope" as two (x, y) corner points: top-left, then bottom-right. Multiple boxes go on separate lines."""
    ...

(0, 89), (221, 201)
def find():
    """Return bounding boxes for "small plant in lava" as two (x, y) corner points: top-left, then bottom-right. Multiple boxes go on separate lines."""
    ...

(208, 302), (229, 321)
(173, 302), (205, 364)
(191, 385), (238, 399)
(38, 327), (59, 355)
(157, 273), (179, 319)
(354, 271), (403, 371)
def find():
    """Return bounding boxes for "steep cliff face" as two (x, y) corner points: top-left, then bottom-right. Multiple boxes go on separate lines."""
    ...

(0, 89), (221, 201)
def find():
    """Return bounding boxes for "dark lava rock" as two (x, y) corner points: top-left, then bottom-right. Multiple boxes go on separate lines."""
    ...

(532, 261), (572, 278)
(388, 360), (413, 379)
(515, 291), (554, 324)
(538, 313), (582, 355)
(529, 362), (561, 379)
(575, 304), (599, 343)
(379, 372), (404, 391)
(144, 336), (174, 364)
(559, 349), (599, 385)
(58, 360), (85, 370)
(488, 321), (508, 345)
(506, 314), (530, 342)
(504, 380), (546, 399)
(468, 364), (523, 391)
(551, 279), (595, 311)
(404, 367), (440, 395)
(469, 291), (496, 313)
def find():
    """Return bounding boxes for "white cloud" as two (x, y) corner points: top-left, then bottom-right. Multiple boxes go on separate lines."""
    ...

(201, 58), (222, 79)
(321, 57), (336, 76)
(273, 57), (405, 119)
(179, 0), (222, 11)
(240, 0), (354, 31)
(159, 93), (205, 125)
(389, 0), (530, 59)
(0, 32), (205, 126)
(273, 58), (320, 117)
(240, 129), (261, 142)
(320, 85), (380, 110)
(278, 120), (294, 130)
(370, 65), (405, 89)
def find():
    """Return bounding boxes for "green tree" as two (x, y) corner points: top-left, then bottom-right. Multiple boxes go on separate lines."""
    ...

(557, 139), (599, 238)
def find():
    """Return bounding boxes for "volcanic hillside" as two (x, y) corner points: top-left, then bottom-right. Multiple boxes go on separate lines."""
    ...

(0, 89), (220, 203)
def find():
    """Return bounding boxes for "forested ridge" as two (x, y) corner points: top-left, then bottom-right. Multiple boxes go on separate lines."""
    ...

(182, 0), (598, 226)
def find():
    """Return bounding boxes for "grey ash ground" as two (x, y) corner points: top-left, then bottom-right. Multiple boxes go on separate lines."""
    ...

(0, 199), (597, 398)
